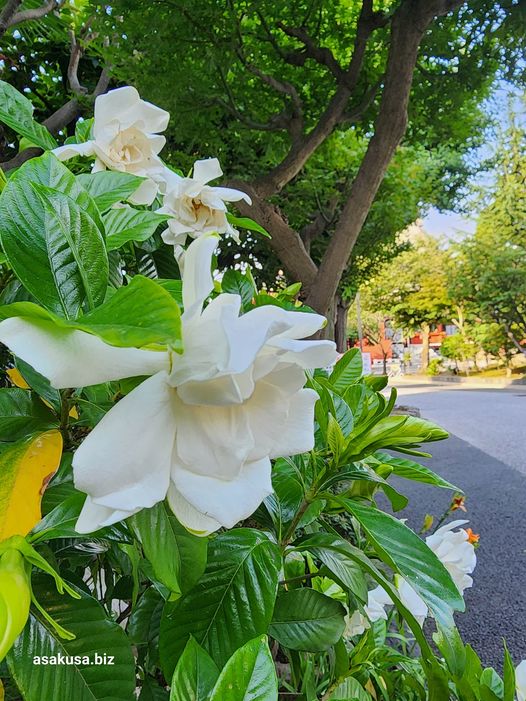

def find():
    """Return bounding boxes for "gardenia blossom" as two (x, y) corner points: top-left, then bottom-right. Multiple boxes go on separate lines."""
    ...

(347, 520), (477, 634)
(159, 158), (251, 250)
(53, 86), (169, 205)
(516, 660), (526, 701)
(0, 235), (336, 535)
(345, 586), (391, 637)
(426, 519), (477, 594)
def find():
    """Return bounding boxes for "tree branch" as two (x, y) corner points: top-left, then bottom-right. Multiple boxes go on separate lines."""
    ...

(0, 0), (64, 37)
(255, 0), (385, 197)
(306, 0), (465, 315)
(228, 180), (318, 288)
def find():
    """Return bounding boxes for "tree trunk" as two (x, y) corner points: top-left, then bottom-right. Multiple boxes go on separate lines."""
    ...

(334, 295), (350, 353)
(420, 323), (430, 372)
(382, 352), (388, 375)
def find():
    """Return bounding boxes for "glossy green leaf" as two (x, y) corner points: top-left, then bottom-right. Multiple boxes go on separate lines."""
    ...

(0, 81), (57, 150)
(269, 589), (346, 652)
(0, 274), (183, 350)
(139, 677), (170, 701)
(170, 637), (219, 701)
(209, 636), (277, 701)
(130, 502), (207, 596)
(77, 171), (146, 212)
(7, 153), (103, 233)
(128, 587), (164, 667)
(226, 214), (271, 238)
(329, 349), (362, 391)
(344, 415), (448, 462)
(105, 208), (170, 251)
(304, 538), (368, 603)
(0, 388), (57, 440)
(160, 529), (281, 674)
(0, 181), (108, 318)
(374, 451), (460, 491)
(7, 575), (135, 701)
(15, 358), (61, 413)
(503, 642), (516, 701)
(342, 500), (464, 629)
(221, 270), (255, 309)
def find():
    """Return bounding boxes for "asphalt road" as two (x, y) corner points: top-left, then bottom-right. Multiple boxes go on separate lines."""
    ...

(387, 382), (526, 667)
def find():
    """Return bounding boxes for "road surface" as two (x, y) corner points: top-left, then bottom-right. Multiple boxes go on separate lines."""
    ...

(387, 382), (526, 667)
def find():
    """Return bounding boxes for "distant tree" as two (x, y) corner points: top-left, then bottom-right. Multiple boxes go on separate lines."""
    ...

(448, 109), (526, 356)
(359, 233), (452, 370)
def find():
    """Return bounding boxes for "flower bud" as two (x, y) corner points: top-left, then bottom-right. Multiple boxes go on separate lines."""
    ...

(0, 548), (31, 661)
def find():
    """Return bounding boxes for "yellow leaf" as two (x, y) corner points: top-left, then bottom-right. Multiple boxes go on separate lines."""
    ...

(0, 430), (63, 541)
(6, 367), (30, 390)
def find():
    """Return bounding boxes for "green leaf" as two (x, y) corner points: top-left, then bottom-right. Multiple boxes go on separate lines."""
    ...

(77, 171), (146, 212)
(7, 153), (103, 234)
(105, 208), (170, 251)
(304, 540), (367, 603)
(226, 214), (271, 239)
(269, 588), (346, 652)
(16, 358), (61, 413)
(128, 587), (164, 667)
(0, 181), (108, 318)
(344, 415), (448, 462)
(221, 270), (255, 309)
(0, 81), (57, 150)
(209, 636), (277, 701)
(328, 677), (371, 701)
(329, 349), (362, 391)
(130, 502), (207, 596)
(374, 451), (460, 491)
(7, 575), (135, 701)
(139, 677), (170, 701)
(503, 642), (515, 701)
(0, 274), (183, 351)
(75, 119), (93, 144)
(170, 637), (219, 701)
(0, 388), (57, 440)
(160, 529), (281, 674)
(341, 500), (464, 628)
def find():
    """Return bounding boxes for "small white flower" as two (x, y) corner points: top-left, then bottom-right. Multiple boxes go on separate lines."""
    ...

(425, 519), (477, 595)
(159, 158), (251, 249)
(0, 235), (336, 535)
(345, 586), (391, 637)
(53, 86), (169, 204)
(516, 660), (526, 701)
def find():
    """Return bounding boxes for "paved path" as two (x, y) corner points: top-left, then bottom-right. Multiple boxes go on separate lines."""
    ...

(387, 382), (526, 667)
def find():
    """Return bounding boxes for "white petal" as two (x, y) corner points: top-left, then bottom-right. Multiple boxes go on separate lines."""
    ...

(192, 157), (223, 184)
(0, 318), (169, 388)
(94, 86), (141, 134)
(516, 660), (526, 701)
(74, 372), (176, 512)
(181, 234), (219, 316)
(172, 456), (272, 528)
(268, 337), (337, 369)
(209, 185), (252, 204)
(76, 496), (139, 534)
(52, 141), (96, 161)
(128, 177), (159, 205)
(173, 394), (254, 479)
(166, 482), (221, 535)
(269, 388), (317, 458)
(132, 102), (170, 134)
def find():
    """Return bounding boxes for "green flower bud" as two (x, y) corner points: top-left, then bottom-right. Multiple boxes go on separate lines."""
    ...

(0, 548), (31, 661)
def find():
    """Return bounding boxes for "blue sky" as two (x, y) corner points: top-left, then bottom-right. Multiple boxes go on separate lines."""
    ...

(421, 83), (524, 241)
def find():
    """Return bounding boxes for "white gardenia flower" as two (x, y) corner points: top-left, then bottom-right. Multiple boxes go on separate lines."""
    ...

(0, 234), (336, 535)
(425, 519), (477, 595)
(345, 586), (391, 637)
(516, 660), (526, 701)
(159, 157), (251, 249)
(395, 577), (428, 626)
(53, 86), (169, 205)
